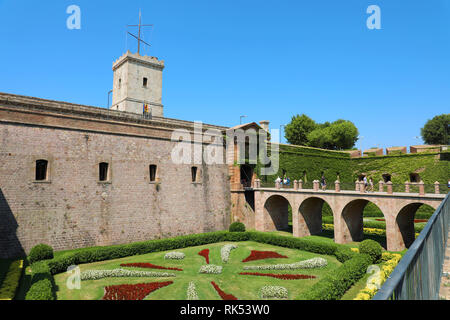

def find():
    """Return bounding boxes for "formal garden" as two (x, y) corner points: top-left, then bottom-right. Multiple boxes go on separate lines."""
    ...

(0, 221), (408, 301)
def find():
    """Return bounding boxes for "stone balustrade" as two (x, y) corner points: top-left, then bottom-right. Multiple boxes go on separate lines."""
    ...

(257, 179), (443, 196)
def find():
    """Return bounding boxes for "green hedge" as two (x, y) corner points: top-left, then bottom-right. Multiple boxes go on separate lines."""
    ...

(297, 254), (372, 300)
(229, 222), (246, 232)
(359, 240), (382, 264)
(25, 261), (55, 300)
(28, 244), (54, 264)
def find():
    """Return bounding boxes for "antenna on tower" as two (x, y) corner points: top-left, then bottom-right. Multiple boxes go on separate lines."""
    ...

(127, 10), (153, 55)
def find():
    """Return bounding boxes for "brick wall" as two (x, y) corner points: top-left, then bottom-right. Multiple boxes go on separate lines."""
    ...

(0, 96), (231, 258)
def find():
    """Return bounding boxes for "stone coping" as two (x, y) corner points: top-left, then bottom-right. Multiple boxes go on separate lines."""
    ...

(247, 188), (447, 200)
(0, 92), (229, 133)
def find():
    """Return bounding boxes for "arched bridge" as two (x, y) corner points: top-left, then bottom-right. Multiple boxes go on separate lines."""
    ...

(253, 186), (446, 252)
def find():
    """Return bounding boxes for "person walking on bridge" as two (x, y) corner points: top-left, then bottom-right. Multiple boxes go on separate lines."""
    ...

(320, 175), (327, 191)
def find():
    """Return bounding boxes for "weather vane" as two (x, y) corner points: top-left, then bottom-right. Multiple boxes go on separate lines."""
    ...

(127, 10), (153, 55)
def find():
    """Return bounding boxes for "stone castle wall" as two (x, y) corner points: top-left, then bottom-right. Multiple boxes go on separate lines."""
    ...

(0, 93), (231, 258)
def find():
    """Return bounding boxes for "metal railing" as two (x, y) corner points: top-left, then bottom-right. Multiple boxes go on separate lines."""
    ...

(373, 192), (450, 300)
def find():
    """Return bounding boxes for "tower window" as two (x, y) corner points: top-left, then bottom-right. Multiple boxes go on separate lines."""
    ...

(99, 162), (109, 182)
(118, 78), (122, 89)
(35, 160), (48, 181)
(191, 167), (198, 183)
(143, 77), (148, 87)
(149, 165), (157, 182)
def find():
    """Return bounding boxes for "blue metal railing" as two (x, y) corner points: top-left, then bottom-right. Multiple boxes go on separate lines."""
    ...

(373, 192), (450, 300)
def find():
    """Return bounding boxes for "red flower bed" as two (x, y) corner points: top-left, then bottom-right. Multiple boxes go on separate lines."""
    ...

(211, 281), (238, 300)
(120, 263), (183, 271)
(102, 281), (173, 300)
(198, 249), (210, 264)
(239, 272), (316, 280)
(242, 250), (288, 263)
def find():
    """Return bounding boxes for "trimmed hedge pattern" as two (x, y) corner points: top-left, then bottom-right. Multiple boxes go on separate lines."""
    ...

(25, 261), (55, 300)
(24, 231), (360, 300)
(297, 254), (372, 300)
(0, 260), (23, 300)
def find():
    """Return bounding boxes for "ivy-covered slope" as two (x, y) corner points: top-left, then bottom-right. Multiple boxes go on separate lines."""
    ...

(256, 144), (449, 186)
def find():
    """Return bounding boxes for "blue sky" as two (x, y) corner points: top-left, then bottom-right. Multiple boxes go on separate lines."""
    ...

(0, 0), (449, 151)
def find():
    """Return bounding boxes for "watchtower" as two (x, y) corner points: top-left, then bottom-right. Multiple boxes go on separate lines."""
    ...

(111, 51), (164, 117)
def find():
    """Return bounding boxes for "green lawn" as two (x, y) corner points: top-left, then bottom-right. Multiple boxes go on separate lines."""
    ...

(53, 241), (341, 300)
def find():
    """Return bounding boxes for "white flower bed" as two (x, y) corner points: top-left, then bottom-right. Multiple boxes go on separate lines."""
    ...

(186, 282), (199, 300)
(259, 286), (288, 299)
(164, 252), (185, 260)
(243, 257), (327, 270)
(198, 264), (223, 274)
(221, 244), (238, 263)
(80, 268), (176, 280)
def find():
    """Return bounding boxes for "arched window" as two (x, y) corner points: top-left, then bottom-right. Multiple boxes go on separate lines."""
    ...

(35, 160), (48, 181)
(99, 162), (109, 182)
(382, 174), (391, 183)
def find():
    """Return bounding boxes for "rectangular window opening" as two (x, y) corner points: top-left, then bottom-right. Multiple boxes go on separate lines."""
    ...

(35, 160), (48, 181)
(99, 162), (109, 182)
(143, 77), (148, 87)
(191, 167), (198, 183)
(150, 165), (157, 182)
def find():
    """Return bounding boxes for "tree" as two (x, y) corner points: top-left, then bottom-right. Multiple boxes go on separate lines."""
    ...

(307, 120), (358, 150)
(285, 115), (359, 150)
(421, 114), (450, 145)
(328, 120), (359, 150)
(284, 114), (317, 146)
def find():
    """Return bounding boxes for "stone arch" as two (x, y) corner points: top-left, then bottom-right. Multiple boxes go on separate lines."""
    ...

(263, 195), (292, 232)
(296, 197), (333, 237)
(341, 199), (386, 244)
(396, 203), (435, 248)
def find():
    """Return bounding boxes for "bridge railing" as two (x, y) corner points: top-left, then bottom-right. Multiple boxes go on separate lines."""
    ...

(255, 180), (448, 195)
(372, 192), (449, 300)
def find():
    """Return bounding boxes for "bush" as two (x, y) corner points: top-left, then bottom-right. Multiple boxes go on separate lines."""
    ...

(0, 260), (23, 300)
(25, 261), (55, 300)
(25, 279), (54, 300)
(28, 244), (54, 264)
(229, 222), (246, 232)
(334, 247), (357, 263)
(298, 254), (372, 300)
(359, 240), (382, 264)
